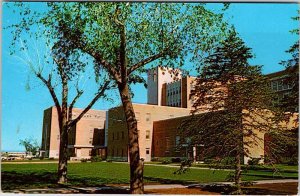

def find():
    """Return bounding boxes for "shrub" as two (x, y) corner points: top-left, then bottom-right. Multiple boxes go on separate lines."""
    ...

(171, 157), (181, 163)
(285, 157), (298, 165)
(91, 156), (103, 162)
(80, 158), (88, 163)
(204, 158), (215, 164)
(247, 158), (261, 165)
(221, 157), (235, 165)
(161, 158), (171, 164)
(49, 157), (54, 160)
(151, 157), (159, 162)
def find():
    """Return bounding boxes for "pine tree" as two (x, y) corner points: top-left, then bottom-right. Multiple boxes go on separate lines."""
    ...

(183, 28), (290, 194)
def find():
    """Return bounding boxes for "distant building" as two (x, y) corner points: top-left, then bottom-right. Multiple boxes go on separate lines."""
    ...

(147, 66), (197, 108)
(40, 107), (106, 159)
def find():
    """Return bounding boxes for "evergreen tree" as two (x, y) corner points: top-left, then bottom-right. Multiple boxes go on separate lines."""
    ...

(278, 12), (299, 112)
(182, 28), (290, 194)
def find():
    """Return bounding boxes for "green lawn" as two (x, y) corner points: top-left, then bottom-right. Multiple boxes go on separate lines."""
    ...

(1, 162), (298, 190)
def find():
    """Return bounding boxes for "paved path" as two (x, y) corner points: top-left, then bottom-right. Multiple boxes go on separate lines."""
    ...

(3, 179), (298, 194)
(252, 179), (298, 184)
(1, 161), (79, 164)
(144, 163), (235, 171)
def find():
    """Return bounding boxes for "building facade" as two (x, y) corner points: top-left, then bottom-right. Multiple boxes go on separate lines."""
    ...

(106, 104), (191, 162)
(147, 66), (197, 108)
(41, 66), (298, 164)
(41, 107), (106, 159)
(266, 66), (298, 112)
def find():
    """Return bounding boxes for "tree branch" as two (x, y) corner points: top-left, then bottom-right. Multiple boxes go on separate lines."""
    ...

(59, 23), (121, 83)
(114, 4), (127, 84)
(128, 50), (169, 75)
(68, 81), (110, 128)
(36, 72), (61, 115)
(68, 88), (84, 121)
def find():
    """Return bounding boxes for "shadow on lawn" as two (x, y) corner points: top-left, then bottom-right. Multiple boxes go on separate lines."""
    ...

(2, 171), (59, 190)
(1, 171), (126, 191)
(144, 176), (197, 185)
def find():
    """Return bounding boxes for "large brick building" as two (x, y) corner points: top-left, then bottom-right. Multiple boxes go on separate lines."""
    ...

(41, 107), (106, 159)
(106, 104), (191, 162)
(41, 66), (298, 163)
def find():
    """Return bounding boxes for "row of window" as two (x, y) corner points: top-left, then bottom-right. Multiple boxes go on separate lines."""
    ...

(167, 102), (181, 107)
(271, 80), (293, 92)
(111, 148), (150, 157)
(71, 113), (104, 119)
(156, 136), (191, 147)
(167, 89), (180, 96)
(167, 95), (181, 106)
(112, 131), (125, 140)
(111, 148), (126, 157)
(135, 112), (151, 122)
(112, 130), (151, 140)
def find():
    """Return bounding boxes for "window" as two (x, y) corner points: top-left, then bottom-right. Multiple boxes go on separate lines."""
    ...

(146, 148), (150, 155)
(288, 82), (293, 89)
(175, 136), (180, 146)
(57, 135), (60, 140)
(153, 71), (157, 81)
(136, 112), (140, 122)
(271, 81), (278, 91)
(165, 137), (170, 149)
(146, 130), (150, 139)
(278, 80), (283, 91)
(283, 82), (288, 90)
(185, 137), (191, 145)
(146, 113), (151, 122)
(89, 150), (92, 156)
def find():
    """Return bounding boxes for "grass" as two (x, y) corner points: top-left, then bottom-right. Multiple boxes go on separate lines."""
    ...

(2, 158), (59, 162)
(1, 162), (298, 190)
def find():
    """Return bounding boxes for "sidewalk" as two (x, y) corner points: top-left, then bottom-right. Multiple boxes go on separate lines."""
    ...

(144, 163), (235, 171)
(4, 179), (297, 194)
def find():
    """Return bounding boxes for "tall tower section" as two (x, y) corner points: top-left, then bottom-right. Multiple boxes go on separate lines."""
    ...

(147, 66), (182, 106)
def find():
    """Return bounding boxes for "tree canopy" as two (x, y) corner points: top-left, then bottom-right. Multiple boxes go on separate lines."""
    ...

(7, 2), (231, 193)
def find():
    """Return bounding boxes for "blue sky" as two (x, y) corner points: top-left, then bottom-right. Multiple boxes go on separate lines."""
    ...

(2, 3), (298, 152)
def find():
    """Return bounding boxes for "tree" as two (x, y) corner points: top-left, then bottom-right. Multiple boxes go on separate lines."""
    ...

(181, 29), (291, 194)
(10, 2), (229, 193)
(6, 4), (112, 184)
(278, 11), (299, 113)
(19, 138), (39, 156)
(266, 11), (300, 165)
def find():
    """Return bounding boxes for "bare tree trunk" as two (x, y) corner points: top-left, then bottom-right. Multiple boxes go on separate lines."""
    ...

(57, 125), (69, 184)
(118, 83), (144, 194)
(235, 150), (242, 194)
(58, 77), (69, 184)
